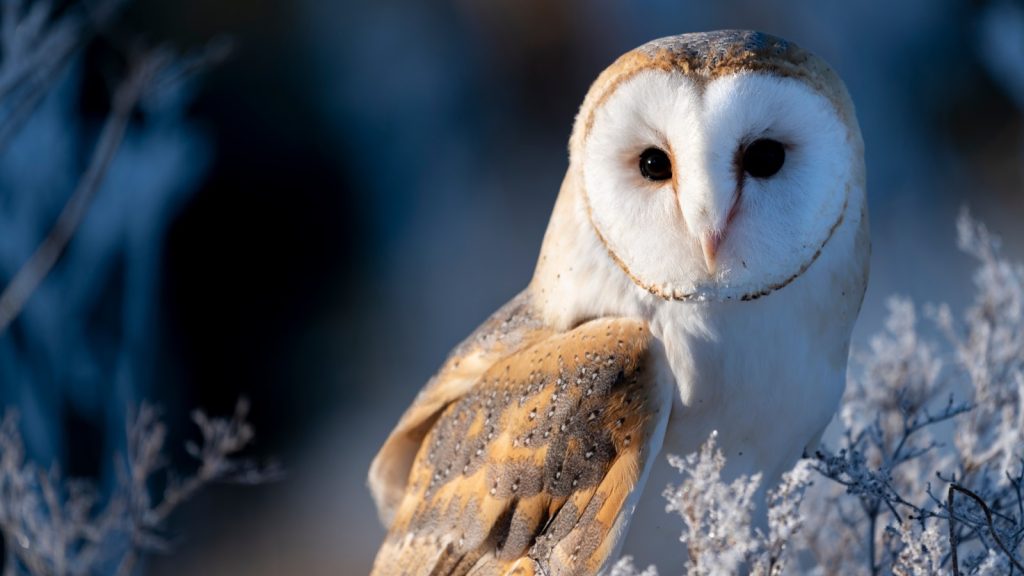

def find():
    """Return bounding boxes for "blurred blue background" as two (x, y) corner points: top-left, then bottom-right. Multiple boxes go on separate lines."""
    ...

(0, 0), (1022, 573)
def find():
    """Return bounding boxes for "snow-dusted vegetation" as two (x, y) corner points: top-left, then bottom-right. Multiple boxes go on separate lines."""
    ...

(0, 399), (278, 576)
(616, 211), (1024, 575)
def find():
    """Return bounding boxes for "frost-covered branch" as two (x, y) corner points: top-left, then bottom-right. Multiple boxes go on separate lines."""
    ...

(612, 435), (815, 576)
(948, 483), (1024, 575)
(663, 431), (762, 575)
(811, 210), (1024, 575)
(0, 399), (278, 576)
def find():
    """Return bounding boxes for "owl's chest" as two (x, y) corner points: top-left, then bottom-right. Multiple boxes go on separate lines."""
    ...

(619, 293), (850, 570)
(649, 287), (850, 476)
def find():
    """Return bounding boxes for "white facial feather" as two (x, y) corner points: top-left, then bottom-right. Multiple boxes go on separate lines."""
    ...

(582, 71), (853, 303)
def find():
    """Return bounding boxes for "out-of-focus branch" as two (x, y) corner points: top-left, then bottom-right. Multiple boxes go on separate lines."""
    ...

(0, 50), (152, 334)
(0, 0), (81, 100)
(0, 0), (124, 151)
(0, 37), (231, 336)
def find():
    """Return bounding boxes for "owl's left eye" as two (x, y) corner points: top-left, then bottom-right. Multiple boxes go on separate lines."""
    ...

(742, 139), (786, 178)
(639, 148), (672, 181)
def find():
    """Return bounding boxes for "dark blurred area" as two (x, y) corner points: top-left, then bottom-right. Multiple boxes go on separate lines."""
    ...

(0, 0), (1022, 574)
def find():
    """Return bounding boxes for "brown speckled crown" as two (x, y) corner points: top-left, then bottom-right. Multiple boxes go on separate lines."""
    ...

(636, 30), (795, 75)
(572, 30), (854, 154)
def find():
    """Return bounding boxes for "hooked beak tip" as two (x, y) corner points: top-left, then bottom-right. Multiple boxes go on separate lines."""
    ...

(701, 232), (721, 275)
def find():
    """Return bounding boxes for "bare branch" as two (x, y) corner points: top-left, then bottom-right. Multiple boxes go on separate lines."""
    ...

(0, 49), (151, 334)
(0, 36), (232, 335)
(948, 483), (1024, 574)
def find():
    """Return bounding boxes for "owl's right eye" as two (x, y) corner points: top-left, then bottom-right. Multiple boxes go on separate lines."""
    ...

(639, 148), (672, 181)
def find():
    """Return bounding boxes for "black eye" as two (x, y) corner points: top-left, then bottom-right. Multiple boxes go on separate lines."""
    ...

(639, 147), (672, 181)
(742, 139), (786, 178)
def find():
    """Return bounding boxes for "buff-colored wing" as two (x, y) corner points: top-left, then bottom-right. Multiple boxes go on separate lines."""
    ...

(371, 317), (670, 576)
(369, 291), (554, 524)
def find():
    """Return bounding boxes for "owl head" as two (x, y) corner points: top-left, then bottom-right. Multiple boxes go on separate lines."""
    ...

(533, 30), (866, 327)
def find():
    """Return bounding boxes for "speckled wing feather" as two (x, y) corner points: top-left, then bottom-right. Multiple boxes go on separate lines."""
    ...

(369, 292), (554, 525)
(370, 316), (669, 576)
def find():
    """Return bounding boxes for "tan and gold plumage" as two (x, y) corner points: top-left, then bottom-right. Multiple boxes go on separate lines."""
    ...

(369, 29), (869, 575)
(370, 294), (670, 575)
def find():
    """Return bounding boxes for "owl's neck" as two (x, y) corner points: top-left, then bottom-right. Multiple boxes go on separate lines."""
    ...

(530, 164), (654, 331)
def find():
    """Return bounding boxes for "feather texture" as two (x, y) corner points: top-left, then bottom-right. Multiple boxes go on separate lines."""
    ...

(370, 316), (668, 576)
(369, 292), (551, 525)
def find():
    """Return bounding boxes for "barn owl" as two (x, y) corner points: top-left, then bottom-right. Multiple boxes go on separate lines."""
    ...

(368, 30), (869, 575)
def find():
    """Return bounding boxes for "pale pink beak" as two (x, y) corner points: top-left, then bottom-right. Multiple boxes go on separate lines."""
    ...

(701, 231), (723, 275)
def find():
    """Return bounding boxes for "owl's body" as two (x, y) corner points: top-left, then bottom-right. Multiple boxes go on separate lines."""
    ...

(368, 31), (869, 575)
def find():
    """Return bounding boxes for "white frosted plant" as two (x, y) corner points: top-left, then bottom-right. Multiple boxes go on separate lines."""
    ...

(609, 557), (659, 576)
(813, 210), (1023, 575)
(0, 400), (279, 576)
(612, 435), (815, 576)
(663, 431), (762, 576)
(748, 460), (814, 576)
(890, 520), (947, 576)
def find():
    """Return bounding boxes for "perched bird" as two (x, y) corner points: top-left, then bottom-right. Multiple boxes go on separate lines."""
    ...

(368, 30), (869, 575)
